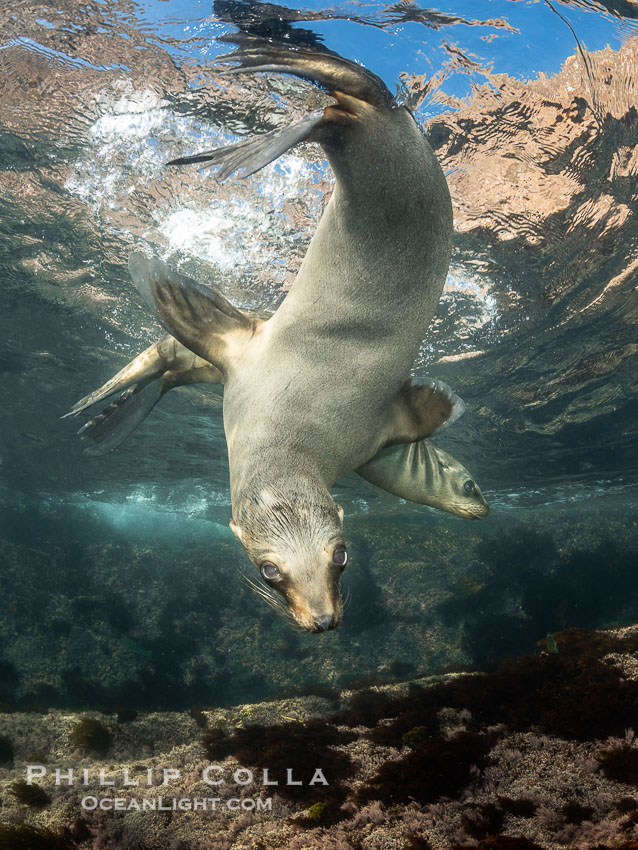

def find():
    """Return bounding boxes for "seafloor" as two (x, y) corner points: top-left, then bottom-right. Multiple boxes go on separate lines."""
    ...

(1, 496), (638, 847)
(2, 624), (638, 849)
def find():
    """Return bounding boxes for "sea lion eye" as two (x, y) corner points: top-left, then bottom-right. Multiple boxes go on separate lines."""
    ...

(463, 480), (475, 494)
(333, 546), (348, 568)
(261, 562), (281, 582)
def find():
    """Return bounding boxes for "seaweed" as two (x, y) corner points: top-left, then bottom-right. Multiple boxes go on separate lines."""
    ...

(403, 835), (433, 849)
(450, 839), (546, 850)
(69, 717), (113, 755)
(439, 527), (638, 669)
(497, 796), (539, 818)
(290, 800), (341, 828)
(0, 824), (72, 850)
(356, 730), (501, 805)
(0, 733), (14, 763)
(561, 801), (595, 823)
(430, 628), (638, 741)
(202, 726), (236, 761)
(461, 803), (505, 839)
(402, 725), (436, 749)
(188, 707), (208, 729)
(337, 687), (399, 727)
(272, 683), (341, 708)
(368, 706), (439, 748)
(10, 780), (51, 807)
(598, 743), (638, 785)
(66, 819), (91, 843)
(195, 625), (638, 826)
(203, 719), (356, 805)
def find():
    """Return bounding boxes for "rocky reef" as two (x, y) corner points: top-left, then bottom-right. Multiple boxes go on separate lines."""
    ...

(3, 625), (638, 848)
(1, 492), (637, 712)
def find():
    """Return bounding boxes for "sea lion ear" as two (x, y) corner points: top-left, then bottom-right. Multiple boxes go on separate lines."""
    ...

(336, 504), (344, 523)
(128, 252), (259, 375)
(229, 519), (243, 543)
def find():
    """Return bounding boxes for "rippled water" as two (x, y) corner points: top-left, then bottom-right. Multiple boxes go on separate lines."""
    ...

(1, 0), (637, 710)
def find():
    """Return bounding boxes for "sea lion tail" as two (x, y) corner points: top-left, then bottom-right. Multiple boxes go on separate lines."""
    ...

(75, 379), (164, 456)
(167, 35), (395, 180)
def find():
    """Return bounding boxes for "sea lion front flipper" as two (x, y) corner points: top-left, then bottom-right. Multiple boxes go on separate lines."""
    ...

(76, 379), (165, 457)
(167, 35), (395, 180)
(64, 335), (223, 454)
(129, 252), (260, 375)
(356, 441), (489, 520)
(381, 377), (466, 447)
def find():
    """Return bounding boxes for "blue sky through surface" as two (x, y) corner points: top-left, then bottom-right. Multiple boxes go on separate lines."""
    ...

(131, 0), (626, 94)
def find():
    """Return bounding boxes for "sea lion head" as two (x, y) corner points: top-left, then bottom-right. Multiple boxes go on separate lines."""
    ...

(230, 480), (347, 633)
(433, 452), (490, 520)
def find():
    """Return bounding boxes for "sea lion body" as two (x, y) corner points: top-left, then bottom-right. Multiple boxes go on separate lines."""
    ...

(214, 91), (454, 630)
(67, 38), (487, 632)
(225, 96), (452, 497)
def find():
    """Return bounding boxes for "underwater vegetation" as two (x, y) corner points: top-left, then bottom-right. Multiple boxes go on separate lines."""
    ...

(190, 626), (638, 847)
(203, 718), (357, 810)
(1, 494), (636, 716)
(1, 626), (638, 847)
(9, 780), (51, 807)
(0, 824), (75, 850)
(0, 500), (457, 712)
(69, 718), (112, 756)
(355, 728), (502, 806)
(439, 524), (638, 668)
(0, 734), (14, 763)
(599, 737), (638, 785)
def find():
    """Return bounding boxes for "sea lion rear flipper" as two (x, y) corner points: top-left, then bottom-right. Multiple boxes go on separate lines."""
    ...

(129, 252), (259, 374)
(63, 335), (223, 418)
(356, 441), (489, 519)
(168, 110), (325, 179)
(76, 379), (165, 456)
(215, 34), (394, 108)
(64, 336), (178, 418)
(167, 35), (395, 180)
(381, 377), (465, 447)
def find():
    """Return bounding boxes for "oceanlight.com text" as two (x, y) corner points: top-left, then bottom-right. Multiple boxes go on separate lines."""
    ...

(81, 796), (273, 812)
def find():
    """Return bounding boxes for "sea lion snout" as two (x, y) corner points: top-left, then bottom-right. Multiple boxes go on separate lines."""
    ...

(314, 614), (336, 632)
(285, 575), (344, 633)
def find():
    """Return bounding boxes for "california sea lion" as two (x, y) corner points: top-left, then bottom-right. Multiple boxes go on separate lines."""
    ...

(67, 36), (489, 632)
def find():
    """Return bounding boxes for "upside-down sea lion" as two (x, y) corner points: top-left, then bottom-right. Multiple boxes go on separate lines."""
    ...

(67, 35), (489, 632)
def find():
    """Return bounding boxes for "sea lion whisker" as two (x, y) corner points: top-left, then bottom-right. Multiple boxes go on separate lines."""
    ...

(239, 569), (293, 620)
(240, 570), (273, 599)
